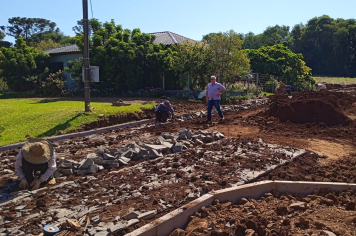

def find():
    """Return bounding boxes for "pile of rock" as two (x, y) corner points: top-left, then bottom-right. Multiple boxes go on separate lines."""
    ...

(111, 99), (131, 106)
(55, 129), (225, 177)
(174, 99), (268, 121)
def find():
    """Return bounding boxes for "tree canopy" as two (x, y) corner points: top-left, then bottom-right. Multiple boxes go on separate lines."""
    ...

(0, 38), (49, 91)
(208, 30), (250, 86)
(1, 17), (59, 44)
(247, 44), (314, 87)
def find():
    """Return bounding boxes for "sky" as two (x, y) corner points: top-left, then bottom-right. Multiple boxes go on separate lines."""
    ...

(1, 0), (356, 43)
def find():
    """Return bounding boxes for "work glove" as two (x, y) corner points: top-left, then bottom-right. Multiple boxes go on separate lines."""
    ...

(19, 178), (29, 190)
(30, 179), (42, 190)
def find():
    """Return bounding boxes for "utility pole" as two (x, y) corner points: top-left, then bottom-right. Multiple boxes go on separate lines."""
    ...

(83, 0), (91, 112)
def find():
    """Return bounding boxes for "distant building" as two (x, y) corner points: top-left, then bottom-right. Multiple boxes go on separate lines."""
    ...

(44, 31), (200, 88)
(149, 31), (198, 45)
(44, 44), (81, 89)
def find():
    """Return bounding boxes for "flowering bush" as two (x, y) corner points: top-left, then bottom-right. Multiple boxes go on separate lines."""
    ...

(60, 87), (119, 97)
(37, 71), (66, 96)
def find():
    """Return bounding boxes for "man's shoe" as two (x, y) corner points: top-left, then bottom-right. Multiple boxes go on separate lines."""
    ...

(48, 178), (56, 185)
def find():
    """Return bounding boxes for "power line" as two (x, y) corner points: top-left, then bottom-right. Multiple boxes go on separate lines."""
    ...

(90, 0), (94, 18)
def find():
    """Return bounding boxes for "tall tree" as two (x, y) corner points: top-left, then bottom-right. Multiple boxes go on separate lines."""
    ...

(0, 30), (4, 41)
(28, 31), (75, 46)
(171, 40), (214, 89)
(243, 25), (291, 49)
(0, 38), (49, 91)
(208, 30), (250, 86)
(2, 17), (59, 44)
(72, 18), (101, 36)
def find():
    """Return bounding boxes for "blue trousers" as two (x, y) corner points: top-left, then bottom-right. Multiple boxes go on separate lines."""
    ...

(207, 100), (224, 121)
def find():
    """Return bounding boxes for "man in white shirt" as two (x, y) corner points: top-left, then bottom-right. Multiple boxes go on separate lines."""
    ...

(15, 139), (57, 190)
(206, 75), (226, 122)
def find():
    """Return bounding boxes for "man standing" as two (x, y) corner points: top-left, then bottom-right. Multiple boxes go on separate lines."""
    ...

(206, 75), (226, 122)
(15, 139), (57, 190)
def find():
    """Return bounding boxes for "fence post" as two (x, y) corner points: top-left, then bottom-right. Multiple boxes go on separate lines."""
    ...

(256, 74), (259, 96)
(188, 72), (190, 90)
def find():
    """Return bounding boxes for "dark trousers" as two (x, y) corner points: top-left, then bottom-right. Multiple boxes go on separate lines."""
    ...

(22, 158), (48, 183)
(207, 100), (224, 121)
(155, 111), (169, 122)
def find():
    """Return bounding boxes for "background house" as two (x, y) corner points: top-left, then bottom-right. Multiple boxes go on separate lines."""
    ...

(149, 31), (197, 45)
(44, 44), (82, 89)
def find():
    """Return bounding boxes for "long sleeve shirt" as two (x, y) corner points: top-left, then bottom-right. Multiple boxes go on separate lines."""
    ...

(206, 83), (226, 100)
(14, 150), (57, 182)
(156, 103), (174, 116)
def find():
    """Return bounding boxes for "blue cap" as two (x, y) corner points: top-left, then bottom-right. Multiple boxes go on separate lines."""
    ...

(163, 100), (171, 107)
(286, 85), (292, 89)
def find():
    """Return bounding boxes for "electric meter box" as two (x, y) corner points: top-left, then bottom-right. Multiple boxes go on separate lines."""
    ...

(82, 66), (99, 82)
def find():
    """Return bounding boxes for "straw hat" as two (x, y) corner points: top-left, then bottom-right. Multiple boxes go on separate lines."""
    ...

(22, 139), (53, 164)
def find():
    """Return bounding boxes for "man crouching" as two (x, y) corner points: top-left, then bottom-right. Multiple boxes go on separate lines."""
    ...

(155, 100), (175, 123)
(15, 139), (57, 190)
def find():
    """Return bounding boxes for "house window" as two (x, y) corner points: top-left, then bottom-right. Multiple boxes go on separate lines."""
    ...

(49, 62), (64, 73)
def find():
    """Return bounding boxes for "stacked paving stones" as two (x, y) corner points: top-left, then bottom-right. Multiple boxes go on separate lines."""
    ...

(55, 129), (225, 177)
(0, 138), (305, 235)
(173, 99), (268, 122)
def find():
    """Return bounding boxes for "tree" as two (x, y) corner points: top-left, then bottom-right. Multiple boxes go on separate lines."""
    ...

(2, 17), (59, 44)
(69, 20), (174, 91)
(202, 32), (223, 43)
(208, 30), (250, 86)
(0, 38), (49, 91)
(290, 15), (356, 77)
(28, 31), (75, 46)
(0, 29), (12, 48)
(0, 30), (4, 41)
(72, 18), (101, 36)
(247, 44), (314, 87)
(243, 25), (291, 49)
(32, 39), (62, 50)
(171, 40), (214, 89)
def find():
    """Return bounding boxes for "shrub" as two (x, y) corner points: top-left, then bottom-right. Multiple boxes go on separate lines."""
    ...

(38, 71), (66, 96)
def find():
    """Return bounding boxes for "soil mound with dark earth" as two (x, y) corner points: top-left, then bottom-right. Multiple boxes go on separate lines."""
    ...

(267, 91), (354, 126)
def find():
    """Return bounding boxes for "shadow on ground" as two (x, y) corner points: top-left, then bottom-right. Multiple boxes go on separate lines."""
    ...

(38, 113), (83, 137)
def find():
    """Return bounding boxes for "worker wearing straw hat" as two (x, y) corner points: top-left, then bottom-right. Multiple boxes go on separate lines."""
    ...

(14, 139), (57, 190)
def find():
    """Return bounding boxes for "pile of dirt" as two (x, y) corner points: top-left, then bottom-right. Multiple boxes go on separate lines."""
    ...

(267, 91), (353, 126)
(258, 153), (356, 183)
(170, 188), (356, 236)
(68, 110), (154, 133)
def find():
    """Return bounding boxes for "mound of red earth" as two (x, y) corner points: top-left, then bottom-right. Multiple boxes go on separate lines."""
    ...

(267, 91), (355, 126)
(170, 188), (356, 236)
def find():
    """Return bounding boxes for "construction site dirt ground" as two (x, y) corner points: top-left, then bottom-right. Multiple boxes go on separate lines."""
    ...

(1, 86), (356, 236)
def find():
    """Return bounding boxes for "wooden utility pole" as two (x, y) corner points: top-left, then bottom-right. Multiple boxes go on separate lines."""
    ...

(83, 0), (91, 112)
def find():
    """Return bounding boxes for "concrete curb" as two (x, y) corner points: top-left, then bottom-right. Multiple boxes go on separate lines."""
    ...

(126, 180), (356, 236)
(0, 119), (153, 152)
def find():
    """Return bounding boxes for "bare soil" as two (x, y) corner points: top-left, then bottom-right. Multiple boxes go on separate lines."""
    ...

(1, 87), (356, 235)
(172, 189), (356, 236)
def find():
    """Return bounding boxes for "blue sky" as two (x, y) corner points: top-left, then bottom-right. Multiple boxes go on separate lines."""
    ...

(1, 0), (355, 43)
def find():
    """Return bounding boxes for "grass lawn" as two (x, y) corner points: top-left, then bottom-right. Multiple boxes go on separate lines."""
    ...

(315, 77), (356, 85)
(0, 97), (154, 146)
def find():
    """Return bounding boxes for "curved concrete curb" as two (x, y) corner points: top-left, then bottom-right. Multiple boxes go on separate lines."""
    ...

(125, 180), (356, 236)
(0, 119), (153, 152)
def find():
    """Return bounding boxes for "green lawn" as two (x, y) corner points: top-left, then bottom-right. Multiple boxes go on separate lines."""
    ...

(315, 77), (356, 85)
(0, 98), (154, 146)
